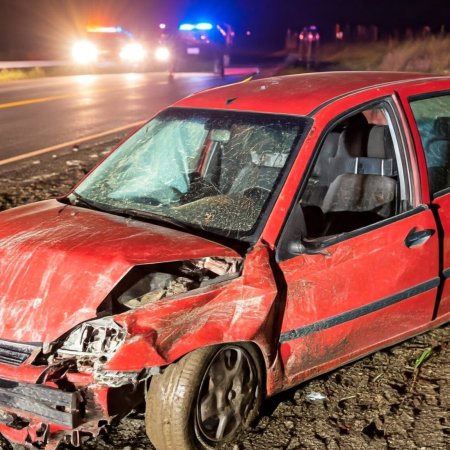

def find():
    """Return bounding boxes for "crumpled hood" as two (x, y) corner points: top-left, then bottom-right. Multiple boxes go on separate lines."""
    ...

(0, 200), (238, 343)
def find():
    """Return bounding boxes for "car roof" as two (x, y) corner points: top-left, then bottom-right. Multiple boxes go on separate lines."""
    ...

(175, 71), (446, 117)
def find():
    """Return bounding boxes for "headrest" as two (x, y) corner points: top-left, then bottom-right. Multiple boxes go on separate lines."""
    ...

(367, 126), (388, 159)
(341, 113), (371, 157)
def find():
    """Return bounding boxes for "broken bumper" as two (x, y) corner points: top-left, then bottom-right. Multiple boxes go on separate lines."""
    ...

(0, 378), (82, 428)
(0, 367), (144, 448)
(0, 374), (87, 448)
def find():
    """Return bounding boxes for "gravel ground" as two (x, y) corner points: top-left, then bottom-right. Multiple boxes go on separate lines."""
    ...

(0, 140), (449, 450)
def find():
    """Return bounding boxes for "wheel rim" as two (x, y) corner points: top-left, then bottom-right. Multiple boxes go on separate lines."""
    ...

(195, 346), (259, 444)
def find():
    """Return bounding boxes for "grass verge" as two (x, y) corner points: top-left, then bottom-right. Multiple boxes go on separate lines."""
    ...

(281, 36), (450, 75)
(0, 67), (47, 81)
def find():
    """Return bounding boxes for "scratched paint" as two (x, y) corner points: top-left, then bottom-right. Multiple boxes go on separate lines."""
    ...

(0, 73), (449, 449)
(0, 200), (238, 342)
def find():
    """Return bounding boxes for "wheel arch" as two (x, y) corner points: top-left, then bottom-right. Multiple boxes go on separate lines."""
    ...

(154, 339), (268, 394)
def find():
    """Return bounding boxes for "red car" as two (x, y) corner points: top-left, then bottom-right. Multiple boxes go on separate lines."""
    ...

(0, 72), (449, 449)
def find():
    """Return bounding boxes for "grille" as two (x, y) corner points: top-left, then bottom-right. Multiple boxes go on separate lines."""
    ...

(0, 340), (37, 366)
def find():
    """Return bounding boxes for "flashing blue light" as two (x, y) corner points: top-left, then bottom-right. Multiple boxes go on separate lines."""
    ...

(196, 22), (213, 31)
(179, 23), (195, 31)
(116, 26), (123, 33)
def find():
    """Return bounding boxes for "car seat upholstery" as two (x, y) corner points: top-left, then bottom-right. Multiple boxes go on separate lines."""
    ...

(322, 174), (396, 214)
(303, 113), (400, 237)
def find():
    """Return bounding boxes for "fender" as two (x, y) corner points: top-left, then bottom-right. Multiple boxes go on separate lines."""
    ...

(108, 245), (286, 395)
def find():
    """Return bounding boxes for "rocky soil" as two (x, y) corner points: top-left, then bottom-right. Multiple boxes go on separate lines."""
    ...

(0, 139), (449, 450)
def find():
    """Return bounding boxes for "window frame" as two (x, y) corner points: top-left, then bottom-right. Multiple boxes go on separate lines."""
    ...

(73, 107), (313, 245)
(408, 90), (450, 199)
(276, 96), (417, 261)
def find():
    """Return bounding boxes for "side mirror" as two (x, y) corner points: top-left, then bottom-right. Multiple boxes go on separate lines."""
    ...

(287, 239), (306, 255)
(288, 239), (330, 257)
(276, 201), (306, 261)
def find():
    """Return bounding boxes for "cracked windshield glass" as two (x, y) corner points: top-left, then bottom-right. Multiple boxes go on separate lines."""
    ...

(75, 109), (307, 238)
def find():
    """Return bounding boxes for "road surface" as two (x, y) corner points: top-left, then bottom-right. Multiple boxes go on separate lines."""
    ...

(0, 71), (246, 165)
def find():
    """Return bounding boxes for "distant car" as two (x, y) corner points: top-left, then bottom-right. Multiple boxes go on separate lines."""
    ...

(0, 72), (449, 449)
(71, 26), (147, 69)
(298, 25), (320, 66)
(169, 21), (233, 76)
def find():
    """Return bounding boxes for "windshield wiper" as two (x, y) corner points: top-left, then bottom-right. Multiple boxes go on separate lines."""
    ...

(67, 193), (191, 232)
(124, 208), (192, 231)
(67, 192), (121, 214)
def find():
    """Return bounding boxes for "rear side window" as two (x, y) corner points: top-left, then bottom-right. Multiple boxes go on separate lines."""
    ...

(410, 94), (450, 196)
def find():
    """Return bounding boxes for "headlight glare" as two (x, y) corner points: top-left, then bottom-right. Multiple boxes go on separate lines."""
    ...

(71, 40), (98, 64)
(154, 46), (171, 62)
(120, 42), (146, 62)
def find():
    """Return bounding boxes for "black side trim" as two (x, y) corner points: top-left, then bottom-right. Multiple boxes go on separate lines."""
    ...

(279, 278), (440, 343)
(443, 268), (450, 279)
(433, 186), (450, 200)
(408, 89), (450, 104)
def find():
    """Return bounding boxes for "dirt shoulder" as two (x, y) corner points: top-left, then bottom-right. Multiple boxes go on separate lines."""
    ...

(0, 142), (448, 450)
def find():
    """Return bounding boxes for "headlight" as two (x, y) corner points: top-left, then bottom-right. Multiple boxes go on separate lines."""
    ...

(154, 46), (171, 62)
(57, 317), (126, 359)
(120, 42), (146, 62)
(71, 40), (98, 64)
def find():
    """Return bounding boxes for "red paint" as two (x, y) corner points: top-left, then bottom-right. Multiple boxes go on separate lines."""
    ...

(0, 200), (237, 342)
(0, 72), (449, 447)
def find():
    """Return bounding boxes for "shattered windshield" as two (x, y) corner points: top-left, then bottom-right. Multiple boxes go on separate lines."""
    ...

(75, 108), (308, 239)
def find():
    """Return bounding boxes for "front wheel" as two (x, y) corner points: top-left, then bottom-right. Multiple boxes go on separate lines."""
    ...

(145, 344), (264, 450)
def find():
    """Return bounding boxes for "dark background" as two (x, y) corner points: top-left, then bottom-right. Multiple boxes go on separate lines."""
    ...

(0, 0), (449, 58)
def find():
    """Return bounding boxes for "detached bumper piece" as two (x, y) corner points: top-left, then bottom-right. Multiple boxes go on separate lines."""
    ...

(0, 378), (82, 428)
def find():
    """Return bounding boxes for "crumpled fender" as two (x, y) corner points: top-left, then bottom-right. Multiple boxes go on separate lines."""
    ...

(108, 245), (284, 392)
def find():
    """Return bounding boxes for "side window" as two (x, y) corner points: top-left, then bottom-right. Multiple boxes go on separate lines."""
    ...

(409, 94), (450, 196)
(301, 102), (411, 240)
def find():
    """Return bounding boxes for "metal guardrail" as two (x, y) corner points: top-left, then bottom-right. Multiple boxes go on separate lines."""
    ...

(0, 60), (65, 69)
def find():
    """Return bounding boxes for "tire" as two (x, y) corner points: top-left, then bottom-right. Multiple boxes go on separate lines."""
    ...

(145, 344), (264, 450)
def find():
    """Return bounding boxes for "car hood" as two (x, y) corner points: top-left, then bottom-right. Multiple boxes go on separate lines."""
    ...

(0, 200), (238, 343)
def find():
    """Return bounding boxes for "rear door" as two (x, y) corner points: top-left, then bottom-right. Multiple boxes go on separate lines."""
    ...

(398, 80), (450, 322)
(276, 97), (439, 385)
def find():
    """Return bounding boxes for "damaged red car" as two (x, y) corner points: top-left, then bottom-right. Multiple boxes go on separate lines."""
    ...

(0, 72), (449, 449)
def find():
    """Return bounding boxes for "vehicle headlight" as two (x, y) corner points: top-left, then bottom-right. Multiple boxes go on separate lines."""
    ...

(120, 42), (146, 62)
(154, 46), (171, 62)
(71, 40), (98, 64)
(57, 317), (126, 359)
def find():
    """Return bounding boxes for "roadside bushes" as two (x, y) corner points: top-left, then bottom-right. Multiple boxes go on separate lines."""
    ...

(0, 67), (45, 81)
(283, 36), (450, 75)
(380, 36), (450, 73)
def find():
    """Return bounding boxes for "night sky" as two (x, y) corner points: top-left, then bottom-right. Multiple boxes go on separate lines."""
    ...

(0, 0), (449, 58)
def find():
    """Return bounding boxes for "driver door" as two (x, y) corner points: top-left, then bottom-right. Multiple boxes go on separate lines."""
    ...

(277, 99), (439, 384)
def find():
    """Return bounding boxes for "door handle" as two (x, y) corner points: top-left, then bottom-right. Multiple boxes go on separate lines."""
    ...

(404, 227), (435, 248)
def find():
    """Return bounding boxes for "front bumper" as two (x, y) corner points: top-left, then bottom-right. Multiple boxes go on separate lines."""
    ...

(0, 378), (82, 428)
(0, 367), (145, 448)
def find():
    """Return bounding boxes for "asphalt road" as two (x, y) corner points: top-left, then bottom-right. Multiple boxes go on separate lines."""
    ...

(0, 71), (246, 165)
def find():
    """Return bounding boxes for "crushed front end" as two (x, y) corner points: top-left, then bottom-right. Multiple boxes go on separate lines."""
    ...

(0, 318), (152, 449)
(0, 257), (245, 448)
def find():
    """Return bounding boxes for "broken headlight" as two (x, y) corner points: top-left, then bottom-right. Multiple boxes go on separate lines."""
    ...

(113, 257), (243, 310)
(56, 317), (126, 361)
